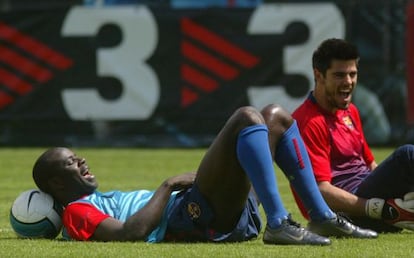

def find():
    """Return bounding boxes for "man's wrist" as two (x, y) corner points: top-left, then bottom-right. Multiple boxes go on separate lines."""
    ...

(365, 198), (385, 219)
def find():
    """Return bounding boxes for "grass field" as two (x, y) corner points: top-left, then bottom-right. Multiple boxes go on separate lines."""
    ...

(1, 147), (414, 257)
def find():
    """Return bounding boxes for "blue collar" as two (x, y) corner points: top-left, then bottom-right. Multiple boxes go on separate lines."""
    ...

(308, 91), (317, 103)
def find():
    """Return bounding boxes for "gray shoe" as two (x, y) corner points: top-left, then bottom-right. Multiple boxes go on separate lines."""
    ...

(263, 217), (331, 245)
(307, 214), (378, 238)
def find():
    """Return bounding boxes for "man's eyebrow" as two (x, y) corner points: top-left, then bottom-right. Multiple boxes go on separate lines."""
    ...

(333, 70), (357, 75)
(64, 155), (76, 162)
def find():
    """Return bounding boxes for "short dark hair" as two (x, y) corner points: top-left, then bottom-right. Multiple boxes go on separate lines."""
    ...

(32, 148), (62, 193)
(312, 38), (359, 75)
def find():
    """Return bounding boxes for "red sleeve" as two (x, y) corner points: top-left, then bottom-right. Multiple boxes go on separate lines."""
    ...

(349, 104), (375, 165)
(62, 202), (110, 241)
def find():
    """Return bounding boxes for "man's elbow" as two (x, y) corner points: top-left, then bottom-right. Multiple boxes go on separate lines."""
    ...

(121, 222), (154, 241)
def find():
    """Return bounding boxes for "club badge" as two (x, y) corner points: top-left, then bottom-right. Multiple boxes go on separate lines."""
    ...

(187, 202), (201, 220)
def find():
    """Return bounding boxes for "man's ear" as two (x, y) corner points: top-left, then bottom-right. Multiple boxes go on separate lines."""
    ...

(314, 68), (325, 85)
(314, 68), (321, 80)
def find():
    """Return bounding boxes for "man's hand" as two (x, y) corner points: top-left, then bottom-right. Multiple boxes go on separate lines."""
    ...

(366, 193), (414, 230)
(166, 172), (196, 191)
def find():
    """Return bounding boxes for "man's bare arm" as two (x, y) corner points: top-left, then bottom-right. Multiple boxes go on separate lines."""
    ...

(318, 181), (367, 217)
(91, 172), (196, 241)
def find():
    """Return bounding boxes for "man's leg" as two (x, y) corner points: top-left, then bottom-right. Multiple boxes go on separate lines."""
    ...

(354, 144), (414, 232)
(357, 144), (414, 198)
(261, 104), (334, 221)
(261, 104), (378, 238)
(195, 107), (257, 233)
(236, 124), (289, 228)
(195, 106), (330, 245)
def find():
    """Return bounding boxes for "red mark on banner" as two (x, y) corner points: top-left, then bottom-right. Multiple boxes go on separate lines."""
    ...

(181, 87), (199, 108)
(182, 18), (259, 68)
(0, 22), (72, 69)
(292, 138), (305, 169)
(0, 21), (73, 110)
(181, 40), (239, 80)
(0, 45), (52, 82)
(0, 91), (13, 109)
(181, 64), (218, 92)
(180, 18), (260, 107)
(0, 67), (32, 94)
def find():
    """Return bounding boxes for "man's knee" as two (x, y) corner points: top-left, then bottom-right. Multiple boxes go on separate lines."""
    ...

(260, 104), (294, 129)
(397, 144), (414, 153)
(395, 144), (414, 163)
(232, 106), (265, 126)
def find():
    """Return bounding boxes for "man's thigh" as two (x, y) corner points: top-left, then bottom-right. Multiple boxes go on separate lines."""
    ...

(356, 146), (414, 198)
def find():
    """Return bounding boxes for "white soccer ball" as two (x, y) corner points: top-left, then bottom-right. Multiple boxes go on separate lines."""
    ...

(10, 189), (63, 239)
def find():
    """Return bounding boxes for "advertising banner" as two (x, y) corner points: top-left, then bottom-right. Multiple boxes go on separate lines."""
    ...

(0, 2), (407, 146)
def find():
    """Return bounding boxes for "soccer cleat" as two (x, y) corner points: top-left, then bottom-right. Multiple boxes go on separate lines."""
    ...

(307, 214), (378, 238)
(263, 217), (331, 245)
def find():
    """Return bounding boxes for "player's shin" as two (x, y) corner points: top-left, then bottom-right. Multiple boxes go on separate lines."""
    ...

(274, 121), (335, 222)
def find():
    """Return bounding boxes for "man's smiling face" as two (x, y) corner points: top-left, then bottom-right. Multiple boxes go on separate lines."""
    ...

(52, 148), (98, 196)
(316, 59), (358, 112)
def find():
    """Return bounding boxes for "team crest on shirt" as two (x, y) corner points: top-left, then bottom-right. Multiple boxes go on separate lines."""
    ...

(342, 115), (354, 129)
(187, 202), (201, 220)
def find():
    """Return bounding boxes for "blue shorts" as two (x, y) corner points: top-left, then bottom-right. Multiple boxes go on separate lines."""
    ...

(164, 185), (262, 242)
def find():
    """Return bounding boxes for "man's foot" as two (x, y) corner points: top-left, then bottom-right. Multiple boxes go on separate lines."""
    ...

(263, 217), (331, 245)
(307, 214), (378, 238)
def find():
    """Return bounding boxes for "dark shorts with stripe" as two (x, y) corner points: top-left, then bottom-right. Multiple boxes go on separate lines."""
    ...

(164, 184), (262, 242)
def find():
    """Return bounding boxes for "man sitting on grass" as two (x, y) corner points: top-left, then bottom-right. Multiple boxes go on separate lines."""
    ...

(292, 38), (414, 233)
(32, 104), (376, 245)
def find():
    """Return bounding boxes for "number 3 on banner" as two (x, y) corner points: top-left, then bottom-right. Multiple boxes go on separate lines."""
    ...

(61, 6), (159, 120)
(247, 3), (344, 113)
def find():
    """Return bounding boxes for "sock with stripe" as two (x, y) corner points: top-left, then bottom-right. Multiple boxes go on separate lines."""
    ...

(274, 121), (335, 221)
(237, 124), (289, 228)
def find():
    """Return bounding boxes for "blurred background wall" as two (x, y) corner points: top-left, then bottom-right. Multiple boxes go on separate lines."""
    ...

(0, 0), (410, 147)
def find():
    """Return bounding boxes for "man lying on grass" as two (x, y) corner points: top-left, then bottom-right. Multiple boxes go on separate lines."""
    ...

(32, 105), (376, 245)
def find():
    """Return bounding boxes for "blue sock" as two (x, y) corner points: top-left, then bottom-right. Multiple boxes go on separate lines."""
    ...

(274, 121), (335, 221)
(237, 124), (288, 228)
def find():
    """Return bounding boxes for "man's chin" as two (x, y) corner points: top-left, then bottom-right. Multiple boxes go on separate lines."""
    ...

(339, 103), (351, 110)
(84, 183), (98, 194)
(335, 99), (351, 110)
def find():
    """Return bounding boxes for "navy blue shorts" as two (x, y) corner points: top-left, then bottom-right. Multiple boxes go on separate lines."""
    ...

(164, 185), (262, 242)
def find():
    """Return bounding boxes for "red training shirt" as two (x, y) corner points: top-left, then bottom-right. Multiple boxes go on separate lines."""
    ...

(291, 93), (374, 219)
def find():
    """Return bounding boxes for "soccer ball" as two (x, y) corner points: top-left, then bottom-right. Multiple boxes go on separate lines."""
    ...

(10, 189), (63, 239)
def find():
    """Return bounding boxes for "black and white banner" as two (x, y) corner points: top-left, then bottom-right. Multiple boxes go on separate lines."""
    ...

(0, 2), (408, 146)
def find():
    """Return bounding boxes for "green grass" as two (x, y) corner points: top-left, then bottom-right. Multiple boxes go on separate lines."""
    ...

(1, 147), (414, 257)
